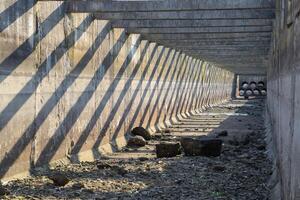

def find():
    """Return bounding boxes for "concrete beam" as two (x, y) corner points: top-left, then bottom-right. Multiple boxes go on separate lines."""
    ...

(201, 56), (268, 59)
(175, 45), (270, 49)
(200, 58), (267, 62)
(209, 63), (267, 67)
(94, 10), (275, 20)
(220, 66), (267, 70)
(196, 56), (268, 61)
(198, 58), (268, 63)
(183, 49), (269, 54)
(125, 26), (272, 34)
(157, 41), (271, 46)
(153, 38), (271, 42)
(186, 50), (269, 54)
(168, 46), (270, 50)
(189, 53), (269, 56)
(141, 32), (271, 40)
(111, 19), (273, 28)
(68, 0), (275, 12)
(172, 46), (270, 51)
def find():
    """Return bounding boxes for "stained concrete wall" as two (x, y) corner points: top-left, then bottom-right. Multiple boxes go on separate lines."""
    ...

(0, 1), (234, 181)
(268, 0), (300, 199)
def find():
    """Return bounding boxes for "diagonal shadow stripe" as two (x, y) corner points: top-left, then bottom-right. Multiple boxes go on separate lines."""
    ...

(34, 31), (128, 166)
(108, 45), (158, 147)
(187, 61), (204, 112)
(146, 50), (178, 128)
(154, 51), (181, 126)
(177, 58), (200, 116)
(0, 14), (94, 133)
(170, 57), (195, 122)
(179, 59), (202, 115)
(197, 63), (209, 109)
(190, 61), (205, 112)
(71, 39), (150, 157)
(162, 55), (188, 126)
(86, 41), (150, 156)
(106, 44), (160, 150)
(0, 3), (67, 83)
(138, 48), (172, 127)
(118, 47), (167, 144)
(0, 15), (95, 178)
(0, 0), (36, 33)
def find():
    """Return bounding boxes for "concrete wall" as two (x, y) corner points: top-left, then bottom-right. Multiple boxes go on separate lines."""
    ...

(0, 1), (234, 181)
(268, 0), (300, 199)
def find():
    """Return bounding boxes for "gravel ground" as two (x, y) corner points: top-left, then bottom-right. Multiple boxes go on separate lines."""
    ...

(1, 99), (272, 200)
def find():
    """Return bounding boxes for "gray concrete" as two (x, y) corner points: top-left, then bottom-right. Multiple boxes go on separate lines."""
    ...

(0, 1), (235, 181)
(4, 1), (300, 199)
(94, 10), (275, 20)
(112, 19), (273, 28)
(125, 26), (273, 34)
(68, 0), (275, 12)
(141, 32), (271, 39)
(266, 0), (300, 199)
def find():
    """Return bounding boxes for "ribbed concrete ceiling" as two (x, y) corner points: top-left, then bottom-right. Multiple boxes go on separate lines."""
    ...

(66, 0), (275, 74)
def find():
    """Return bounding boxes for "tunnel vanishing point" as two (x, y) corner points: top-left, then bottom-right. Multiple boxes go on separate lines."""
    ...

(0, 0), (299, 199)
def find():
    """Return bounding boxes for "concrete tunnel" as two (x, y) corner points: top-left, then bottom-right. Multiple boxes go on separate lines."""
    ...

(0, 0), (299, 199)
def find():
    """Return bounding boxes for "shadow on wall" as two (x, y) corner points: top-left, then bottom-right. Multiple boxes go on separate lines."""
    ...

(0, 1), (234, 180)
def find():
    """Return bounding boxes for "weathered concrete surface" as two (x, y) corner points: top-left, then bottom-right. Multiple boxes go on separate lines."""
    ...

(94, 10), (275, 20)
(111, 19), (274, 28)
(0, 99), (272, 199)
(84, 0), (275, 74)
(0, 1), (234, 181)
(267, 0), (300, 199)
(68, 0), (275, 12)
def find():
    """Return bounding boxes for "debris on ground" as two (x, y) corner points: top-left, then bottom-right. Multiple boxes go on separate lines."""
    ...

(0, 183), (9, 196)
(48, 172), (70, 187)
(127, 135), (147, 147)
(131, 127), (152, 140)
(2, 99), (271, 200)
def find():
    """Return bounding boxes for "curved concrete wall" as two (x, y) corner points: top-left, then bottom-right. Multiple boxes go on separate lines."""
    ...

(0, 1), (234, 181)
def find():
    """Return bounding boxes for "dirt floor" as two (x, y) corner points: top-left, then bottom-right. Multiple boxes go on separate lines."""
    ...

(1, 99), (272, 200)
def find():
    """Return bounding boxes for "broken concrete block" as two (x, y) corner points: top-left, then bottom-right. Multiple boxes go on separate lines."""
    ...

(127, 135), (146, 147)
(180, 137), (222, 157)
(156, 142), (181, 158)
(131, 127), (151, 140)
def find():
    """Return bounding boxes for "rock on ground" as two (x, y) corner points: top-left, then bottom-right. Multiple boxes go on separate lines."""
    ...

(131, 127), (152, 140)
(1, 99), (272, 200)
(48, 172), (70, 187)
(127, 135), (147, 147)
